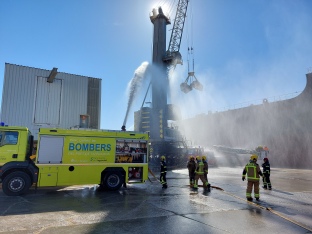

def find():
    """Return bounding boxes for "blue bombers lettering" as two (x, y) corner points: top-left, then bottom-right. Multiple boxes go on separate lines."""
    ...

(68, 143), (111, 151)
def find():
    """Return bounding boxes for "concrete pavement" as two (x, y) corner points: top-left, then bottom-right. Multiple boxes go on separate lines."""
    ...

(0, 167), (311, 234)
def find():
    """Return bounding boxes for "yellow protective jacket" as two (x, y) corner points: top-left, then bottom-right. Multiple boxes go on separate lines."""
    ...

(242, 161), (263, 182)
(195, 161), (204, 175)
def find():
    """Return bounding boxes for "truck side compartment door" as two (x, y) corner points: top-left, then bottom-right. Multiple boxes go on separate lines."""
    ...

(37, 136), (64, 164)
(38, 167), (58, 186)
(37, 136), (64, 186)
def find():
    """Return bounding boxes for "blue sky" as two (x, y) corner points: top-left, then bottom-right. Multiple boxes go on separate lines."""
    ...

(1, 0), (312, 130)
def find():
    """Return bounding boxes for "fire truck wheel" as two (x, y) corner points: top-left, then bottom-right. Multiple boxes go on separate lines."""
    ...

(2, 171), (31, 196)
(103, 172), (123, 191)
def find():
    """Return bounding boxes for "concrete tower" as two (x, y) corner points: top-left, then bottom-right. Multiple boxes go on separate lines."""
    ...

(149, 7), (170, 142)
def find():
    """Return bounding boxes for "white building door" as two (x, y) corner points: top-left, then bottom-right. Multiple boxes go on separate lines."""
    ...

(34, 76), (62, 125)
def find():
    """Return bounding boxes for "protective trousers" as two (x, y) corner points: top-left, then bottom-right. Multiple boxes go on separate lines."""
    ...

(194, 174), (208, 189)
(189, 172), (195, 187)
(263, 174), (271, 189)
(160, 172), (167, 188)
(246, 181), (260, 199)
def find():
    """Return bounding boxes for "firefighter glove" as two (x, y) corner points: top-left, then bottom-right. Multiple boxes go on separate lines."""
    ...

(242, 176), (245, 181)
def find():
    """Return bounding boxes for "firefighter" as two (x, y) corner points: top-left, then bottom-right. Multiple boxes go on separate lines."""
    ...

(262, 157), (272, 190)
(160, 155), (167, 189)
(193, 156), (208, 190)
(202, 156), (211, 189)
(242, 154), (263, 201)
(187, 156), (196, 187)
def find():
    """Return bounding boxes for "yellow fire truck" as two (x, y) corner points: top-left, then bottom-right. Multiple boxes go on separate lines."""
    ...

(0, 126), (149, 196)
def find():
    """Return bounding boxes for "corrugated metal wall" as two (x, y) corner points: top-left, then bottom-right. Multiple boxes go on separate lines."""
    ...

(0, 63), (101, 139)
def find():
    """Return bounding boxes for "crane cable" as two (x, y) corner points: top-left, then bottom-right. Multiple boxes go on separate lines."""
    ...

(186, 0), (194, 74)
(168, 0), (177, 16)
(156, 0), (177, 16)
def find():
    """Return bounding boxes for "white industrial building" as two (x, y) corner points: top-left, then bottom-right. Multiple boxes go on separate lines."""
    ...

(0, 63), (101, 139)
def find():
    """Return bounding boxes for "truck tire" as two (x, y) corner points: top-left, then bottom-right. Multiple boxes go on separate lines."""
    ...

(2, 171), (32, 196)
(103, 172), (123, 191)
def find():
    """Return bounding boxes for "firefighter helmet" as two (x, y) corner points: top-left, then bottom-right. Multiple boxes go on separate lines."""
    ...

(161, 155), (166, 161)
(202, 156), (206, 161)
(264, 157), (268, 161)
(189, 156), (195, 160)
(250, 154), (258, 161)
(196, 156), (201, 161)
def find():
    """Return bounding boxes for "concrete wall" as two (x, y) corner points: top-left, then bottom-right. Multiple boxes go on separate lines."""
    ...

(180, 73), (312, 169)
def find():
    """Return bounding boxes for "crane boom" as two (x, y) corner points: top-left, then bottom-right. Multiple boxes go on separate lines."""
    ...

(163, 0), (189, 67)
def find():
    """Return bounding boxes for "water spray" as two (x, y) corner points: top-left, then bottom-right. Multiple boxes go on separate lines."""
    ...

(122, 61), (150, 130)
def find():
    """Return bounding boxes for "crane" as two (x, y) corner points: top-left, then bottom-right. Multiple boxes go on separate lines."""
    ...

(162, 0), (203, 93)
(142, 0), (190, 109)
(180, 47), (203, 93)
(134, 0), (199, 163)
(163, 0), (189, 69)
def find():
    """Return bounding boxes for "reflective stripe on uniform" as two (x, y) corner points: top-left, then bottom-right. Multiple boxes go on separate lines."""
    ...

(245, 163), (260, 181)
(195, 162), (204, 175)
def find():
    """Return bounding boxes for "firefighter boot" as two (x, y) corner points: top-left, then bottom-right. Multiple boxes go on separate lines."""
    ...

(262, 186), (267, 189)
(247, 197), (253, 201)
(204, 183), (211, 192)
